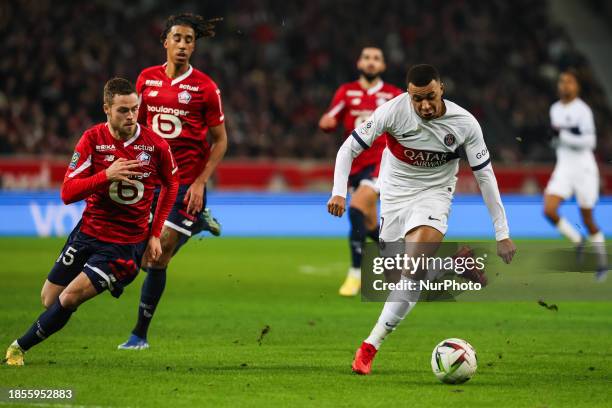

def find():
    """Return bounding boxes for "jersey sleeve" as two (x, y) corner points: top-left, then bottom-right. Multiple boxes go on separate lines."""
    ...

(203, 83), (225, 127)
(136, 73), (148, 125)
(61, 131), (108, 204)
(150, 144), (179, 238)
(558, 105), (596, 150)
(326, 86), (347, 119)
(464, 118), (491, 171)
(349, 102), (391, 150)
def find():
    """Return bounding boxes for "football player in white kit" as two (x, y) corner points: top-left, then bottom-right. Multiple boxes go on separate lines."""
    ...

(543, 69), (608, 281)
(327, 64), (517, 375)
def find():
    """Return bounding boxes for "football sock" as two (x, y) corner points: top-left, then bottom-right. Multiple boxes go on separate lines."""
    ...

(365, 276), (421, 349)
(17, 299), (75, 351)
(348, 267), (361, 280)
(349, 208), (366, 269)
(132, 267), (167, 339)
(589, 231), (608, 269)
(556, 218), (582, 244)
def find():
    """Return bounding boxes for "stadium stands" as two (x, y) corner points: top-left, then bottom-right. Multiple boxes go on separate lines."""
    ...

(1, 0), (610, 162)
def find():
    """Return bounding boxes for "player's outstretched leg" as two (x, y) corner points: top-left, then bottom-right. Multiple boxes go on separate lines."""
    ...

(543, 194), (585, 255)
(579, 208), (608, 282)
(119, 227), (179, 350)
(352, 226), (442, 375)
(4, 272), (97, 366)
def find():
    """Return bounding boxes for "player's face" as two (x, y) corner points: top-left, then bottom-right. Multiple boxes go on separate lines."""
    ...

(558, 73), (579, 100)
(164, 25), (196, 65)
(104, 93), (139, 138)
(408, 80), (445, 120)
(357, 48), (385, 81)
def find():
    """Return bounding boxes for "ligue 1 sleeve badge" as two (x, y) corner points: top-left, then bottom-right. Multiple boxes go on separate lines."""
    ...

(444, 134), (456, 146)
(178, 90), (192, 105)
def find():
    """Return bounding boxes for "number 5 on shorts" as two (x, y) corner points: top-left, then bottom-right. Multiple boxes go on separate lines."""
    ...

(56, 246), (78, 266)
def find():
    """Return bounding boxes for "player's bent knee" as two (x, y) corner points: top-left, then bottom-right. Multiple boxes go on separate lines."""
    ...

(58, 292), (80, 311)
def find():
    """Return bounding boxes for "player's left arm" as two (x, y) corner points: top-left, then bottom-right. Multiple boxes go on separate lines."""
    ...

(147, 145), (179, 261)
(185, 85), (228, 215)
(465, 120), (516, 264)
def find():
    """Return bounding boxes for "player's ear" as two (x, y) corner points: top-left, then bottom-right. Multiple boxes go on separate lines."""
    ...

(439, 82), (445, 96)
(103, 103), (110, 116)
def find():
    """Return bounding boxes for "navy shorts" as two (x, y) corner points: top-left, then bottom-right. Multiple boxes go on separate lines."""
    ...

(151, 184), (206, 238)
(348, 164), (378, 191)
(47, 222), (146, 298)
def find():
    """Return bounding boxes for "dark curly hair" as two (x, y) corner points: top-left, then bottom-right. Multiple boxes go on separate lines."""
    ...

(160, 13), (222, 44)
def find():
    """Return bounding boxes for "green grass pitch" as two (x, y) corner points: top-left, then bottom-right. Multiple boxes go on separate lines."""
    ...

(1, 237), (611, 407)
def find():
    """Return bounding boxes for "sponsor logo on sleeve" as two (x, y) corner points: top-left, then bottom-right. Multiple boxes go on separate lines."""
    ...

(359, 120), (373, 135)
(69, 152), (80, 169)
(475, 148), (488, 160)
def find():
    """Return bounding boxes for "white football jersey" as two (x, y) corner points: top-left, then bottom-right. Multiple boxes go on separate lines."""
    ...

(351, 94), (490, 206)
(549, 97), (597, 165)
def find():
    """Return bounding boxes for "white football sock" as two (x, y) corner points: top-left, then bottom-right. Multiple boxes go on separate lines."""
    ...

(589, 231), (608, 269)
(556, 218), (582, 244)
(365, 276), (421, 349)
(348, 267), (361, 280)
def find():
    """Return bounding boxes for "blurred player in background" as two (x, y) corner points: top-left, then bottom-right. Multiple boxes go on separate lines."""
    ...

(543, 69), (608, 281)
(118, 13), (228, 350)
(4, 78), (178, 365)
(327, 64), (516, 375)
(319, 47), (403, 296)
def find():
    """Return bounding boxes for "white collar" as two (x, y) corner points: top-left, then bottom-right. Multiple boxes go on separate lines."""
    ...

(123, 124), (141, 147)
(168, 64), (193, 86)
(366, 80), (384, 95)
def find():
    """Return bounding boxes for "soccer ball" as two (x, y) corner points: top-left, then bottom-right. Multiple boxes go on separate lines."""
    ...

(431, 338), (477, 384)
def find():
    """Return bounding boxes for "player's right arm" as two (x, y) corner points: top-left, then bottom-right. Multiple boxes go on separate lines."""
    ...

(319, 85), (346, 132)
(328, 108), (388, 217)
(61, 132), (142, 204)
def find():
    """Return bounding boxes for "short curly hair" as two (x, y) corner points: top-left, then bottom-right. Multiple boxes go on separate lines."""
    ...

(103, 77), (136, 106)
(160, 13), (222, 44)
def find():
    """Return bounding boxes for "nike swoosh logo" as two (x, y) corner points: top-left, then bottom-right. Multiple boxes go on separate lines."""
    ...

(384, 322), (397, 328)
(428, 216), (441, 221)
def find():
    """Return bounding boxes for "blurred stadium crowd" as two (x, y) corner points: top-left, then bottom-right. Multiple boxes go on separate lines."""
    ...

(1, 0), (611, 162)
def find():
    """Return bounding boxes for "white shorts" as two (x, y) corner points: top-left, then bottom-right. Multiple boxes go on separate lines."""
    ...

(379, 186), (453, 242)
(545, 162), (599, 208)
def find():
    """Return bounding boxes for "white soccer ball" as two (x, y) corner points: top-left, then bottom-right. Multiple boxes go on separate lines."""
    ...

(431, 338), (477, 384)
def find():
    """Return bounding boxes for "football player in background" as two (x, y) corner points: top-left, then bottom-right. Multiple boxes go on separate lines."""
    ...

(543, 69), (608, 281)
(327, 64), (516, 375)
(4, 78), (178, 365)
(319, 47), (403, 296)
(118, 13), (228, 349)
